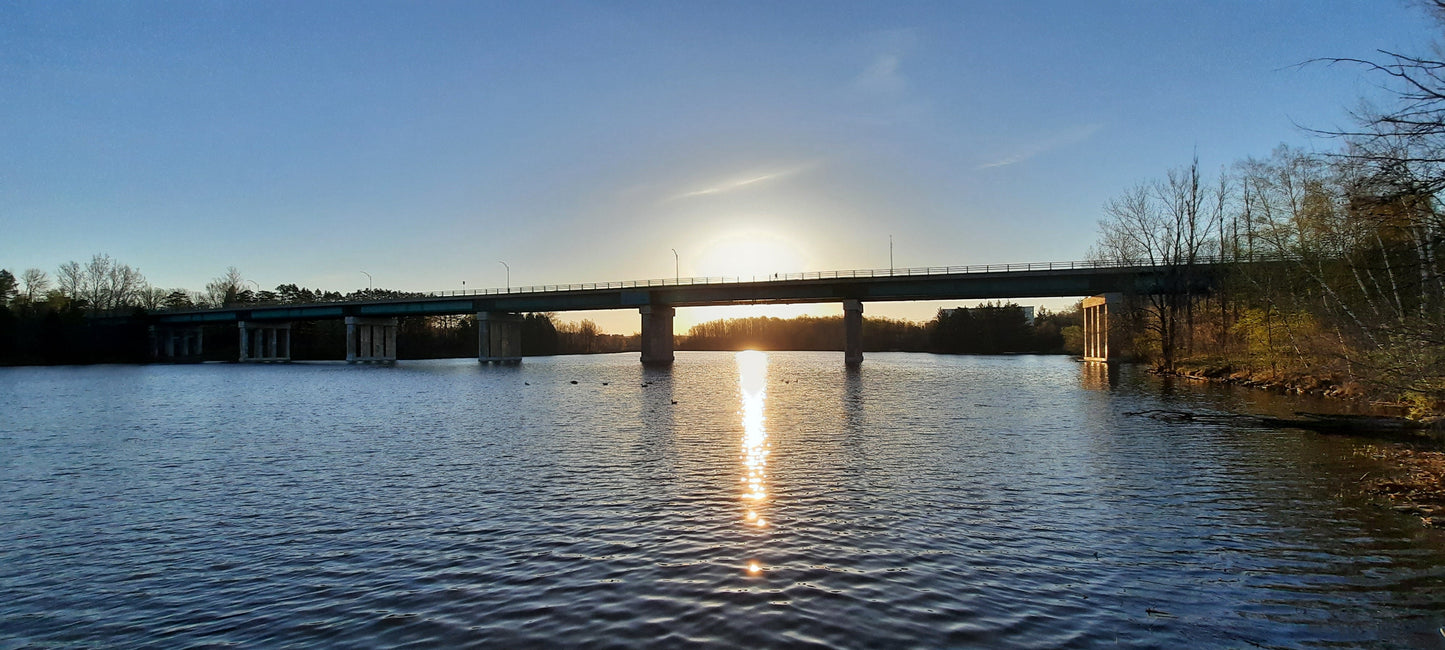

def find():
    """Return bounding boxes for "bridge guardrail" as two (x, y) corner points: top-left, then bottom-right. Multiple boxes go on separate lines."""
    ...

(407, 255), (1238, 298)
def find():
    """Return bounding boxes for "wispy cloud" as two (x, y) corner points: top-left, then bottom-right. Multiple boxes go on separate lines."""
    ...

(852, 29), (917, 96)
(666, 162), (818, 202)
(854, 53), (906, 95)
(976, 123), (1105, 169)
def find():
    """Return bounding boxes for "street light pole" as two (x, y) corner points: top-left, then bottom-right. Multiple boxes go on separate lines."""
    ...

(889, 235), (894, 275)
(360, 271), (372, 291)
(672, 248), (679, 283)
(499, 261), (509, 292)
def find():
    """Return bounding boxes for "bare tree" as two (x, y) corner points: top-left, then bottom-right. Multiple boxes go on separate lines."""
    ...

(20, 268), (50, 304)
(1297, 6), (1445, 404)
(73, 254), (146, 313)
(1093, 158), (1220, 368)
(138, 285), (168, 311)
(205, 267), (246, 307)
(56, 261), (82, 303)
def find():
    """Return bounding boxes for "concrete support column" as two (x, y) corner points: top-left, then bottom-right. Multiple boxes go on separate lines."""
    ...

(345, 316), (397, 364)
(843, 299), (864, 366)
(1082, 294), (1120, 362)
(150, 325), (204, 362)
(640, 305), (675, 365)
(239, 322), (293, 363)
(478, 312), (523, 364)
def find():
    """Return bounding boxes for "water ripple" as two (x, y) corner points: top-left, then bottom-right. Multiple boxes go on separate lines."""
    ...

(1, 354), (1443, 648)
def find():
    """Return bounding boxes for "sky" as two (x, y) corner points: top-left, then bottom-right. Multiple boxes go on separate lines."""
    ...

(3, 1), (1441, 333)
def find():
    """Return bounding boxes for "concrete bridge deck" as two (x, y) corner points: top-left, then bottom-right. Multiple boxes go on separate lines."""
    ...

(150, 260), (1216, 325)
(143, 259), (1224, 365)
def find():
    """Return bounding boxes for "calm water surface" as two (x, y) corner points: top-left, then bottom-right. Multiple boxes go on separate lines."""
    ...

(2, 352), (1443, 648)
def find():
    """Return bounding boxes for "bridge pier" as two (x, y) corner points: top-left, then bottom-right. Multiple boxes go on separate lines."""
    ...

(478, 312), (523, 364)
(1082, 293), (1121, 362)
(150, 325), (204, 362)
(844, 299), (863, 366)
(239, 321), (291, 362)
(640, 305), (674, 365)
(346, 316), (397, 364)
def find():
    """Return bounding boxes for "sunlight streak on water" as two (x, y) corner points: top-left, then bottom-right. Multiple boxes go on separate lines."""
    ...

(737, 350), (771, 575)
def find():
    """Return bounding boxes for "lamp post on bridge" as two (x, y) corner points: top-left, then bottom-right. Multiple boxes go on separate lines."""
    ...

(499, 261), (510, 292)
(672, 248), (679, 283)
(360, 271), (372, 292)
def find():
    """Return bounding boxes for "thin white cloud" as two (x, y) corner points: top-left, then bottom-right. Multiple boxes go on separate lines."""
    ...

(666, 162), (818, 202)
(977, 123), (1105, 169)
(852, 28), (918, 96)
(854, 53), (906, 95)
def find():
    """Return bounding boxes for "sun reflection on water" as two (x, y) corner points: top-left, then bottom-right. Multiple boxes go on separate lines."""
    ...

(737, 350), (771, 574)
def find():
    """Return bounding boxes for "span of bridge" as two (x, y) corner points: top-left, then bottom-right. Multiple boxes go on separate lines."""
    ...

(147, 259), (1220, 366)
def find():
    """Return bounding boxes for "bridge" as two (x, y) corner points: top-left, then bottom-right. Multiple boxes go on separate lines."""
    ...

(146, 259), (1222, 366)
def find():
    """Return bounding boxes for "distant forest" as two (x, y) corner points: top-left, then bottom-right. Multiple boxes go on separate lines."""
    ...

(681, 305), (1080, 355)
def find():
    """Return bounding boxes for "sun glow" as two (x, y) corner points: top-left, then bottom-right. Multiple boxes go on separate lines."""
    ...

(694, 230), (809, 281)
(676, 229), (831, 329)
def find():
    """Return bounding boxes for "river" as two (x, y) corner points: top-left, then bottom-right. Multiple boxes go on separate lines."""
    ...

(1, 352), (1442, 647)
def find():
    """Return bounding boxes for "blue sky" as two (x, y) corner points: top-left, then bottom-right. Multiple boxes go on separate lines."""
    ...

(3, 1), (1439, 332)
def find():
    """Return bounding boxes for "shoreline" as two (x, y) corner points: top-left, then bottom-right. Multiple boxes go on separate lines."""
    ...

(1156, 361), (1444, 529)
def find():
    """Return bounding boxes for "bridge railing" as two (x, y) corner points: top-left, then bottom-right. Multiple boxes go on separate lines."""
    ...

(130, 255), (1246, 315)
(415, 255), (1235, 298)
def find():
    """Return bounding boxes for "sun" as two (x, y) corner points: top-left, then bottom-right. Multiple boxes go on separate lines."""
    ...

(672, 229), (832, 331)
(692, 230), (809, 281)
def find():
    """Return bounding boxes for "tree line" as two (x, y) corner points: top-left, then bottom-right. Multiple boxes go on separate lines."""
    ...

(1092, 6), (1445, 414)
(679, 304), (1080, 354)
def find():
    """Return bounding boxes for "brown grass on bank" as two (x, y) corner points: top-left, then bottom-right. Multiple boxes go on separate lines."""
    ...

(1169, 356), (1444, 421)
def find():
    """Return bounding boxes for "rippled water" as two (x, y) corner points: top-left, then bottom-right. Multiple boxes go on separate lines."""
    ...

(2, 352), (1443, 648)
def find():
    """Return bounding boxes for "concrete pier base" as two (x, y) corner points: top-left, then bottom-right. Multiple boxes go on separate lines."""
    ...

(844, 299), (863, 366)
(346, 316), (397, 364)
(150, 326), (205, 362)
(640, 305), (674, 365)
(478, 312), (523, 364)
(239, 322), (291, 362)
(1082, 293), (1121, 362)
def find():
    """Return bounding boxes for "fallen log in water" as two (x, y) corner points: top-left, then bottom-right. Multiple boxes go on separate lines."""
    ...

(1124, 409), (1439, 440)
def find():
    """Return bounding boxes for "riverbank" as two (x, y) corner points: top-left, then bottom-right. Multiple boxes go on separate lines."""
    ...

(1167, 357), (1443, 421)
(1159, 358), (1445, 528)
